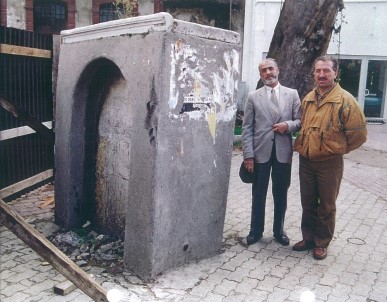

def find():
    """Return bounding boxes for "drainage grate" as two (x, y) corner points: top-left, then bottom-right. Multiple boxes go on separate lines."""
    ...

(366, 119), (385, 124)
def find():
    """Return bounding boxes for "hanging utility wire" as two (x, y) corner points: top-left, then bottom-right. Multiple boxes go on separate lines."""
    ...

(336, 9), (344, 63)
(229, 0), (232, 30)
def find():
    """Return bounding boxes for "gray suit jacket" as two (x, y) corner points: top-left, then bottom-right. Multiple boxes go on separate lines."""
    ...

(242, 85), (301, 164)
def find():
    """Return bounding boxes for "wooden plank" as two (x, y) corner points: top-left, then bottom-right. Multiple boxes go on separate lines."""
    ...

(0, 169), (53, 199)
(0, 43), (52, 58)
(0, 121), (52, 141)
(0, 95), (55, 144)
(39, 196), (55, 209)
(0, 198), (108, 302)
(54, 280), (77, 296)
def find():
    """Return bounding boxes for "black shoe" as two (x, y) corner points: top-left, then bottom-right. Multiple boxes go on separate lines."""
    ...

(246, 233), (263, 245)
(274, 233), (290, 246)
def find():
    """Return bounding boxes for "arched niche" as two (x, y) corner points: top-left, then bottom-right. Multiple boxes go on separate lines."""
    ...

(72, 58), (129, 239)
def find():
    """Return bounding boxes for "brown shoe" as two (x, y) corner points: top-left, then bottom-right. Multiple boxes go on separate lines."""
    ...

(292, 240), (315, 252)
(313, 247), (327, 260)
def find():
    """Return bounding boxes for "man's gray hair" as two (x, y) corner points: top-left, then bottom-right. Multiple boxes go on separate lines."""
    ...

(258, 58), (279, 72)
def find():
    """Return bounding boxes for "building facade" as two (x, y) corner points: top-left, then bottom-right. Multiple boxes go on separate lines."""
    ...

(242, 0), (387, 120)
(0, 0), (244, 35)
(3, 1), (384, 119)
(0, 0), (157, 33)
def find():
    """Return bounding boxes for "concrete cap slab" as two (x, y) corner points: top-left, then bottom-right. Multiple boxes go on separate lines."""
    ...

(60, 12), (240, 45)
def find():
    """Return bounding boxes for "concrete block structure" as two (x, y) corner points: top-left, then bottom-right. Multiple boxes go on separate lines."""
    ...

(55, 13), (240, 279)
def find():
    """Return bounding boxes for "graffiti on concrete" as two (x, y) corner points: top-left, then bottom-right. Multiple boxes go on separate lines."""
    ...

(169, 39), (239, 142)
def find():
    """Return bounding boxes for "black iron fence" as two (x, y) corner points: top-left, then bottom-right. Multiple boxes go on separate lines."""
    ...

(0, 26), (54, 197)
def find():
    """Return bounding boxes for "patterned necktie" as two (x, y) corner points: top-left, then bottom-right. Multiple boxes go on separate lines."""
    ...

(270, 89), (279, 118)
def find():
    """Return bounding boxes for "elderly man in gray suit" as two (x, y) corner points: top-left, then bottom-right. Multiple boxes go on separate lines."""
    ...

(242, 58), (301, 246)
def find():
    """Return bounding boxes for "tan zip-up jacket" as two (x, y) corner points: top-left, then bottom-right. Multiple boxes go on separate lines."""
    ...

(294, 84), (367, 161)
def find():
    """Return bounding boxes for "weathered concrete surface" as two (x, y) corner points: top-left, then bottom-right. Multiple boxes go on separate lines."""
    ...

(55, 13), (240, 279)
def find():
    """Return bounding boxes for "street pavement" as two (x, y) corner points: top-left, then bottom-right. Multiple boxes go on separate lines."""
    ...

(1, 123), (386, 302)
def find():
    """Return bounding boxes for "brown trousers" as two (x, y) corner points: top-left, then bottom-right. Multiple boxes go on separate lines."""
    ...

(299, 155), (343, 248)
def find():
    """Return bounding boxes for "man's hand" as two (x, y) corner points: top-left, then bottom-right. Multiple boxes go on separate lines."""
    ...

(244, 158), (254, 173)
(273, 122), (288, 134)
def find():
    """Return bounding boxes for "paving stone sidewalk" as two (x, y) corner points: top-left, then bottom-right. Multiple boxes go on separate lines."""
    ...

(1, 124), (387, 302)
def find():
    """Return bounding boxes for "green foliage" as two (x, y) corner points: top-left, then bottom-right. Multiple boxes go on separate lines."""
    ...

(113, 0), (138, 19)
(233, 140), (242, 150)
(234, 125), (242, 135)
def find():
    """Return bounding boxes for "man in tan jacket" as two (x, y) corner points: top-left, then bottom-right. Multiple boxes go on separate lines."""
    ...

(293, 56), (367, 260)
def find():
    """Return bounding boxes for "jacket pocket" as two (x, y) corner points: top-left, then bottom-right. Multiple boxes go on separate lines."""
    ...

(320, 130), (347, 155)
(294, 133), (303, 148)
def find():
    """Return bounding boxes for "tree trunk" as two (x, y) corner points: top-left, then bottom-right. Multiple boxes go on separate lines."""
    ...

(261, 0), (344, 99)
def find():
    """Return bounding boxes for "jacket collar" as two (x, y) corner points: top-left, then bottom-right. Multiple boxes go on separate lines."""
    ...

(306, 83), (342, 104)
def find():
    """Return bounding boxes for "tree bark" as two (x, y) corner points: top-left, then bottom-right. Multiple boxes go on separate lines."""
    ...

(261, 0), (344, 99)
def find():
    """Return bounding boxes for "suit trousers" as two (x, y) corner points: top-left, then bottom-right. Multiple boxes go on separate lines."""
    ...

(299, 155), (343, 248)
(249, 142), (291, 237)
